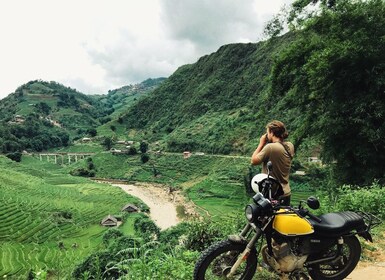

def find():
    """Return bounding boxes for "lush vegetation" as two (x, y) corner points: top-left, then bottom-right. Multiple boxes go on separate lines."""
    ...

(269, 0), (385, 185)
(113, 0), (385, 187)
(0, 0), (384, 278)
(0, 79), (164, 155)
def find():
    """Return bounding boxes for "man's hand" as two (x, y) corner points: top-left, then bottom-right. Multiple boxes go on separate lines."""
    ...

(259, 133), (268, 146)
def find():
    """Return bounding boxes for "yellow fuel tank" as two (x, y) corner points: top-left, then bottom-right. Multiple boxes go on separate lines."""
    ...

(273, 209), (314, 236)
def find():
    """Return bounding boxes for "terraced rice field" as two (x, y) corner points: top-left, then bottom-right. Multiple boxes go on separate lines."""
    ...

(0, 156), (142, 278)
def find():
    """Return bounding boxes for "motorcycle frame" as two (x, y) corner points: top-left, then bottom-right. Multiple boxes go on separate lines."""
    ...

(226, 210), (374, 277)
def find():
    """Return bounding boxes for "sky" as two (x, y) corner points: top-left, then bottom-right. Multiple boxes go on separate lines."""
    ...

(0, 0), (293, 99)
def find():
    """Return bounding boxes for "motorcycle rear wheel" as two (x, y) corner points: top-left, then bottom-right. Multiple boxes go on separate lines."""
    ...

(193, 239), (257, 280)
(308, 235), (361, 280)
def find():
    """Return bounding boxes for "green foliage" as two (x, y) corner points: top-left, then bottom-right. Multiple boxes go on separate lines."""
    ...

(0, 80), (113, 144)
(101, 136), (114, 151)
(317, 181), (385, 219)
(0, 114), (70, 152)
(139, 141), (148, 153)
(119, 248), (198, 280)
(119, 39), (293, 155)
(140, 153), (150, 163)
(102, 228), (123, 246)
(158, 222), (190, 247)
(270, 0), (385, 185)
(184, 215), (245, 251)
(87, 128), (97, 137)
(134, 214), (160, 242)
(5, 151), (22, 162)
(72, 250), (111, 279)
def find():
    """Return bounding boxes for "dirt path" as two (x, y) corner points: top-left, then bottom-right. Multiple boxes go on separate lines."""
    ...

(111, 183), (194, 230)
(347, 262), (385, 279)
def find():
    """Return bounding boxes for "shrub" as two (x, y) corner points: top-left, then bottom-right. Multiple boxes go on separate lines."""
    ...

(140, 153), (150, 163)
(317, 181), (385, 219)
(134, 214), (160, 242)
(6, 152), (22, 162)
(102, 228), (123, 246)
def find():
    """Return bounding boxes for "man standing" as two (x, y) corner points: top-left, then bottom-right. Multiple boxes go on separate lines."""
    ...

(251, 120), (294, 206)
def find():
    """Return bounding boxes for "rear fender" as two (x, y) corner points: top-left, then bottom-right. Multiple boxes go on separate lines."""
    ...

(358, 231), (373, 242)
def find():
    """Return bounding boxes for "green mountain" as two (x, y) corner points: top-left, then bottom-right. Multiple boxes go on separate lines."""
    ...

(115, 0), (385, 185)
(118, 35), (297, 155)
(0, 80), (112, 132)
(0, 79), (164, 154)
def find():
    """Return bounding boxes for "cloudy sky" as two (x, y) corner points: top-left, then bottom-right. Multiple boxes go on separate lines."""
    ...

(0, 0), (293, 99)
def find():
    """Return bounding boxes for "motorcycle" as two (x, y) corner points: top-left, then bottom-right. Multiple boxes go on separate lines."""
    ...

(193, 162), (381, 280)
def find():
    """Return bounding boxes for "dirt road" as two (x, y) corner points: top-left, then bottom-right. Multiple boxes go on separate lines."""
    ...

(347, 262), (385, 279)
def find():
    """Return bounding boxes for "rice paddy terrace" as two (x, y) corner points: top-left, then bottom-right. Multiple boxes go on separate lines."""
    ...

(0, 150), (315, 278)
(0, 156), (143, 278)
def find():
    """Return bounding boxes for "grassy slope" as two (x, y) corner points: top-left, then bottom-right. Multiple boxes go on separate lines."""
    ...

(69, 147), (314, 217)
(0, 156), (143, 278)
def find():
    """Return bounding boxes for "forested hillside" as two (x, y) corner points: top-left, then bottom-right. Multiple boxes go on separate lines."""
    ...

(120, 36), (296, 155)
(0, 79), (164, 158)
(119, 0), (385, 185)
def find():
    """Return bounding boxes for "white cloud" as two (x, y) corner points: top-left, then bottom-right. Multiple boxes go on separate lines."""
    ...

(0, 0), (293, 99)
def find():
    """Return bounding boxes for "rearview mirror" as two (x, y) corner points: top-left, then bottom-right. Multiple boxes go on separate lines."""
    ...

(307, 196), (320, 210)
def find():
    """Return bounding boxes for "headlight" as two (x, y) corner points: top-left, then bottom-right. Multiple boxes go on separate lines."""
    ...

(245, 204), (258, 222)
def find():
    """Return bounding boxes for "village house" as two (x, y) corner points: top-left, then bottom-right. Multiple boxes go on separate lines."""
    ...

(121, 203), (139, 213)
(100, 215), (118, 227)
(82, 137), (92, 142)
(183, 151), (192, 159)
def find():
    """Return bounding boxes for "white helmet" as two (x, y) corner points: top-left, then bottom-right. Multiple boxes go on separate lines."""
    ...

(251, 173), (283, 199)
(251, 173), (268, 193)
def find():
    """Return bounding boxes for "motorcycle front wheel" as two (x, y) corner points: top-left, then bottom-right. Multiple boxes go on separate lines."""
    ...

(193, 239), (257, 280)
(308, 235), (361, 280)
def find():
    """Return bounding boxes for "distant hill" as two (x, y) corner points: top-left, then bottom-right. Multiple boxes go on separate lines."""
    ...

(100, 78), (166, 117)
(0, 80), (112, 132)
(0, 79), (164, 154)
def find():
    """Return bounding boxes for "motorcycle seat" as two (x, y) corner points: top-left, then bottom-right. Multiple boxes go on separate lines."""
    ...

(309, 211), (366, 236)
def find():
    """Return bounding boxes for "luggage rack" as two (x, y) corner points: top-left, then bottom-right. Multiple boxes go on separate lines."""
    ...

(357, 211), (382, 231)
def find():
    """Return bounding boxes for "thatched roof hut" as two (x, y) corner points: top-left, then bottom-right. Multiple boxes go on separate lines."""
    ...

(121, 203), (139, 213)
(101, 215), (118, 227)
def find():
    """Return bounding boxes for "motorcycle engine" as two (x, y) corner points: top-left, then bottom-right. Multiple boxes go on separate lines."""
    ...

(263, 239), (308, 273)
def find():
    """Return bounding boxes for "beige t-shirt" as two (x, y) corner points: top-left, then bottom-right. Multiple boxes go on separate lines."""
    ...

(256, 142), (294, 195)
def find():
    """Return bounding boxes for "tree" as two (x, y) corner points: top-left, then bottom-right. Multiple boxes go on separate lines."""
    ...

(141, 153), (150, 163)
(140, 141), (148, 153)
(36, 102), (51, 115)
(102, 136), (113, 151)
(6, 152), (22, 162)
(87, 128), (97, 137)
(270, 0), (385, 185)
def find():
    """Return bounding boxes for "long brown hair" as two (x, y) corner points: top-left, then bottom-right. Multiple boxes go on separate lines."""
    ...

(266, 120), (288, 140)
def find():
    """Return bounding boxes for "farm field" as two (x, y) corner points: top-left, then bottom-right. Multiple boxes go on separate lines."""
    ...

(0, 149), (316, 278)
(0, 156), (144, 278)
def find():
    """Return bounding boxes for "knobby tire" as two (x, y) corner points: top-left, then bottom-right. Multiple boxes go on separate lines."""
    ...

(193, 239), (257, 280)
